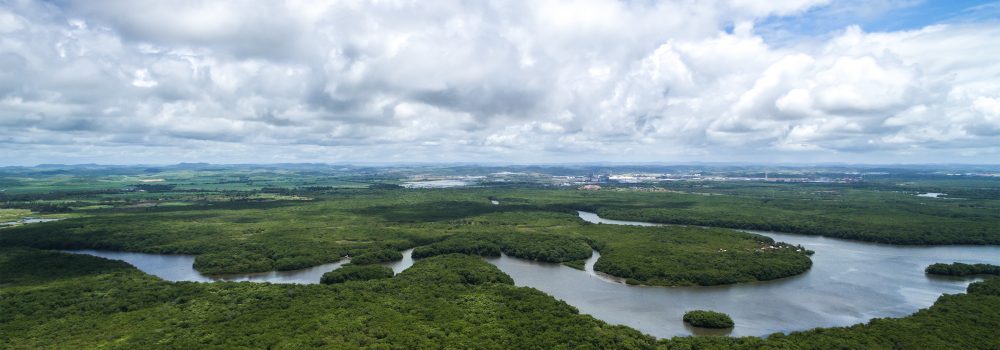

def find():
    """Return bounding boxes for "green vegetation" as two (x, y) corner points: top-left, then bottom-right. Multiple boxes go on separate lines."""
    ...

(968, 277), (1000, 296)
(3, 164), (1000, 348)
(501, 233), (593, 262)
(192, 248), (276, 274)
(5, 247), (1000, 349)
(0, 248), (655, 349)
(0, 187), (812, 285)
(586, 225), (812, 286)
(682, 310), (734, 329)
(320, 264), (394, 284)
(0, 246), (134, 285)
(926, 262), (1000, 276)
(0, 208), (32, 222)
(413, 233), (502, 258)
(392, 254), (514, 286)
(2, 166), (997, 283)
(349, 248), (404, 265)
(0, 193), (439, 275)
(584, 187), (1000, 245)
(563, 259), (587, 270)
(412, 232), (593, 263)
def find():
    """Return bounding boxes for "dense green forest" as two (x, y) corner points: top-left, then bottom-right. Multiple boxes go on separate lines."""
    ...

(320, 265), (395, 284)
(579, 188), (1000, 245)
(4, 167), (999, 247)
(0, 248), (654, 349)
(926, 262), (1000, 276)
(412, 233), (504, 258)
(2, 167), (1000, 348)
(349, 249), (405, 265)
(3, 248), (999, 349)
(0, 189), (813, 286)
(584, 225), (812, 286)
(412, 232), (593, 263)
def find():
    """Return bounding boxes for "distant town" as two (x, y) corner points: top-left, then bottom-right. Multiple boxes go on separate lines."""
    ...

(387, 165), (1000, 189)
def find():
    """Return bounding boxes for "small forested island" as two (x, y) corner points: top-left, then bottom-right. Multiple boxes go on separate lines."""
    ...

(683, 310), (735, 329)
(926, 262), (1000, 276)
(589, 226), (812, 286)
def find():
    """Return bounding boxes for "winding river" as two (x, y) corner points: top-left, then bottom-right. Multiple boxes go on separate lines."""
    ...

(64, 211), (1000, 338)
(62, 249), (414, 284)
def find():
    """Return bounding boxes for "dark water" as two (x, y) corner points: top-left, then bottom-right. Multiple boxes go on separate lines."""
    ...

(65, 249), (414, 284)
(63, 212), (1000, 338)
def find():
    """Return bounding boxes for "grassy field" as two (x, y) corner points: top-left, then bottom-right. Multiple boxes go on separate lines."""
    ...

(0, 209), (31, 222)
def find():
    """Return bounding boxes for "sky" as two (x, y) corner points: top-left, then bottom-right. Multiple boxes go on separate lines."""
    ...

(2, 0), (1000, 166)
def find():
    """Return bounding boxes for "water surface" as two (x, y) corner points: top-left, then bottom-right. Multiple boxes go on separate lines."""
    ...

(21, 218), (63, 224)
(62, 213), (1000, 339)
(1, 217), (63, 228)
(402, 180), (470, 188)
(66, 249), (415, 284)
(488, 212), (998, 337)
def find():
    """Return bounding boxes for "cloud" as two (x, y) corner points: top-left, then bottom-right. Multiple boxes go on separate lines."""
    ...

(727, 0), (832, 17)
(1, 0), (999, 165)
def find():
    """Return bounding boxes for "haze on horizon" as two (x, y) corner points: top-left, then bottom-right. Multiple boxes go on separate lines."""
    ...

(2, 0), (1000, 166)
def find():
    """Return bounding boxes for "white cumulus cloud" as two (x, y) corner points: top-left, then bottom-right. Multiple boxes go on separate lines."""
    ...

(0, 0), (998, 164)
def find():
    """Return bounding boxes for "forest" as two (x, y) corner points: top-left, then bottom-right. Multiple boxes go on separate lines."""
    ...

(583, 225), (812, 286)
(0, 189), (814, 286)
(321, 265), (395, 284)
(0, 247), (652, 349)
(577, 191), (1000, 245)
(2, 167), (1000, 348)
(412, 232), (593, 264)
(682, 310), (735, 329)
(926, 262), (1000, 276)
(2, 247), (999, 349)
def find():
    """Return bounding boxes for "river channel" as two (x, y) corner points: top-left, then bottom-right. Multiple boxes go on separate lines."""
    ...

(62, 249), (414, 284)
(64, 211), (1000, 338)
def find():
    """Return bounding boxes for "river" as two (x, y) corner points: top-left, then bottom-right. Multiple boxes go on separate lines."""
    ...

(63, 211), (1000, 338)
(62, 249), (414, 284)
